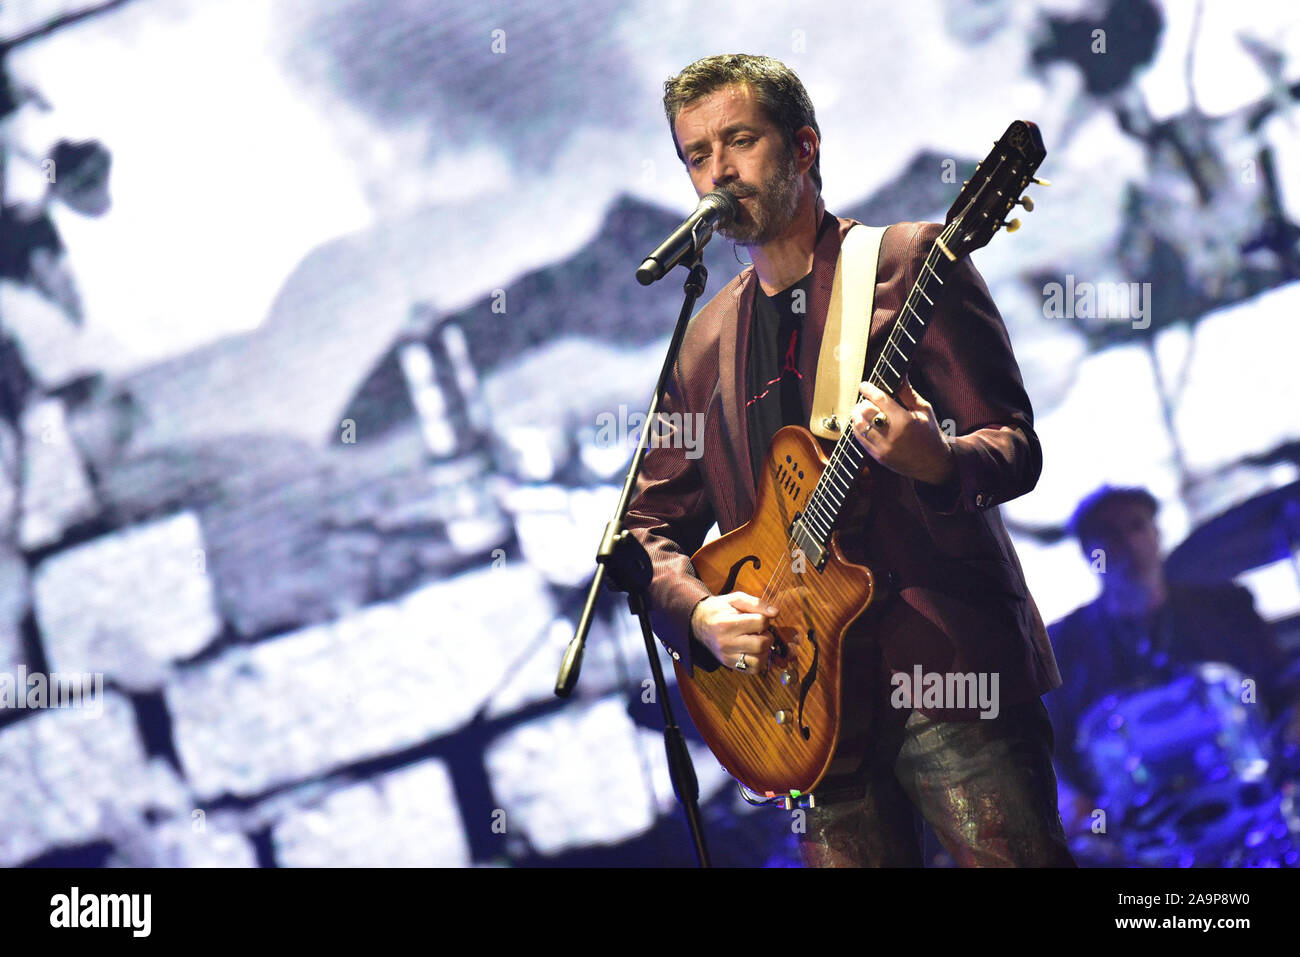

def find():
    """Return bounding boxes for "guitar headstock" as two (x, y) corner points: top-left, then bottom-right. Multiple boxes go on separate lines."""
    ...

(943, 120), (1047, 260)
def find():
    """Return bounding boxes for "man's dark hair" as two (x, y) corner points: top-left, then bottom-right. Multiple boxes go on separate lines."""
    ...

(663, 54), (821, 192)
(1068, 484), (1159, 549)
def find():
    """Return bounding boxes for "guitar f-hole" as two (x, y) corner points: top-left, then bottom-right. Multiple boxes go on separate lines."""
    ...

(721, 554), (760, 595)
(797, 629), (818, 740)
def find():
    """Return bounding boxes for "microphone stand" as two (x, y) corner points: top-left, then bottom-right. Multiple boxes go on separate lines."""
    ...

(555, 249), (712, 868)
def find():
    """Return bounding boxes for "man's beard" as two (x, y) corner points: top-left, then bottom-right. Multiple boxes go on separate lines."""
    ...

(717, 147), (800, 246)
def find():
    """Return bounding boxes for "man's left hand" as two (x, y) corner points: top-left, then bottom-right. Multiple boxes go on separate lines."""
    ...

(851, 376), (955, 486)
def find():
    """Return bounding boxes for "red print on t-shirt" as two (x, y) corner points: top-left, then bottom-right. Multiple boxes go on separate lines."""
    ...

(746, 326), (802, 408)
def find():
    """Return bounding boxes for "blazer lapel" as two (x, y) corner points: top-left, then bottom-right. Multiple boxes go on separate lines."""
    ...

(719, 266), (757, 521)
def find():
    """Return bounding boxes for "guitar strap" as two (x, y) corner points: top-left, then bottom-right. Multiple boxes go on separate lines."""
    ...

(809, 223), (886, 440)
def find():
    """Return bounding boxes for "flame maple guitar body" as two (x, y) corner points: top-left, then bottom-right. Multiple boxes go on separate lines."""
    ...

(673, 425), (877, 797)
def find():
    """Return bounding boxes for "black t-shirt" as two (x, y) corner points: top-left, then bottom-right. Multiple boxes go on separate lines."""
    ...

(745, 270), (814, 486)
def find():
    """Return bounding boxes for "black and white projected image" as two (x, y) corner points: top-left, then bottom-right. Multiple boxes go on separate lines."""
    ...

(1, 0), (1298, 868)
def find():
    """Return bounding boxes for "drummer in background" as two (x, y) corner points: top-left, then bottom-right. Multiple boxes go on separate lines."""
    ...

(1046, 485), (1300, 830)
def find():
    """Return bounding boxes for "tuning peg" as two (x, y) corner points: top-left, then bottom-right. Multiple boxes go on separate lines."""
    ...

(1002, 218), (1021, 232)
(1031, 176), (1051, 186)
(1017, 195), (1035, 211)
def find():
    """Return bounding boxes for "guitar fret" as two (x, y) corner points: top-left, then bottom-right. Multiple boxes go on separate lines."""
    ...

(800, 493), (826, 524)
(923, 260), (944, 285)
(811, 488), (836, 516)
(803, 503), (832, 536)
(833, 453), (860, 480)
(917, 285), (933, 306)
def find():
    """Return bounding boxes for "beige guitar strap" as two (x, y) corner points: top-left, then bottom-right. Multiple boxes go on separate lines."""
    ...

(809, 223), (886, 439)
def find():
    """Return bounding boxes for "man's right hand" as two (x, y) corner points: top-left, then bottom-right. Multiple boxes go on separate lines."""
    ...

(690, 592), (779, 674)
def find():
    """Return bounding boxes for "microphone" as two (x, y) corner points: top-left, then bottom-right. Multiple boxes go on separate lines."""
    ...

(636, 187), (741, 285)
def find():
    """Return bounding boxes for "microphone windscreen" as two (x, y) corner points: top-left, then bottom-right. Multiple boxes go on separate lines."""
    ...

(702, 187), (740, 226)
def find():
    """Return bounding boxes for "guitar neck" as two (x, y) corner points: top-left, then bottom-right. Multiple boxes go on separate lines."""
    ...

(862, 228), (958, 398)
(797, 223), (961, 546)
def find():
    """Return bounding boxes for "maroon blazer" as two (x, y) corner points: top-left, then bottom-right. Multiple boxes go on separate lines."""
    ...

(625, 211), (1062, 720)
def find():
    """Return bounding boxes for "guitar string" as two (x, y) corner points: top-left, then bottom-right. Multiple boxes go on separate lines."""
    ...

(752, 273), (930, 613)
(773, 222), (957, 549)
(751, 222), (960, 653)
(764, 291), (914, 547)
(772, 229), (954, 551)
(750, 257), (941, 642)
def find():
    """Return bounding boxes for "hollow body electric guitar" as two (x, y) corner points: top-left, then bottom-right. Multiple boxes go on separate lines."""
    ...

(674, 121), (1047, 799)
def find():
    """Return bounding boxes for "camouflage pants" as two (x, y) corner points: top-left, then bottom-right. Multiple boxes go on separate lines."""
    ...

(798, 697), (1076, 867)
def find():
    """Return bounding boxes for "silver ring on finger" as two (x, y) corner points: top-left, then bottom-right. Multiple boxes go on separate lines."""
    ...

(735, 653), (747, 671)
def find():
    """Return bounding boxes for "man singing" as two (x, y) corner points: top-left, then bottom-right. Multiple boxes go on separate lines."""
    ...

(625, 53), (1073, 866)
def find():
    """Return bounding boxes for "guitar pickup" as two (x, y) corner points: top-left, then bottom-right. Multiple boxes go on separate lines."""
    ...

(788, 517), (827, 571)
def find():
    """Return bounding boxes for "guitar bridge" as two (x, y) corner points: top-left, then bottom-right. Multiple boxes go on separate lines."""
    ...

(788, 516), (827, 571)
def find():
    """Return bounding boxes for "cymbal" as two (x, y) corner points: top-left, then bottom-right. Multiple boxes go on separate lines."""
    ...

(1166, 480), (1300, 583)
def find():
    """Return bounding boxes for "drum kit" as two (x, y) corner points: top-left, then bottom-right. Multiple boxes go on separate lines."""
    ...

(1070, 480), (1300, 867)
(1075, 662), (1296, 866)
